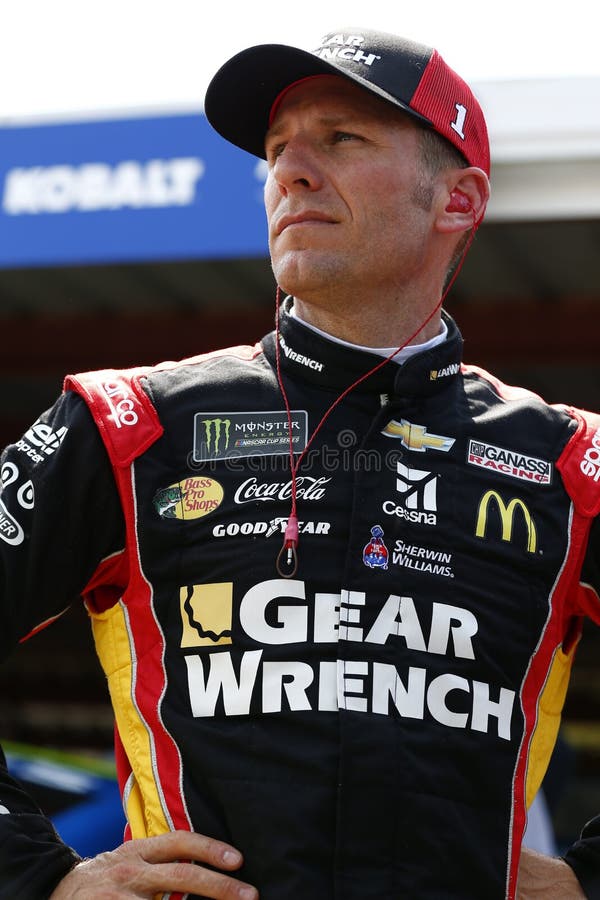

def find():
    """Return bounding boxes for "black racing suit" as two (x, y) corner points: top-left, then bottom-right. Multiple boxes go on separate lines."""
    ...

(1, 308), (600, 899)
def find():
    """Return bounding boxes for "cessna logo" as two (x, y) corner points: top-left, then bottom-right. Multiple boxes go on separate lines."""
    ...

(382, 462), (438, 525)
(202, 418), (231, 455)
(381, 419), (455, 453)
(475, 490), (537, 553)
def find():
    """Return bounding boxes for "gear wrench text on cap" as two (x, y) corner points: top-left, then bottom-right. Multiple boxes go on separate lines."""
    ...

(204, 27), (490, 176)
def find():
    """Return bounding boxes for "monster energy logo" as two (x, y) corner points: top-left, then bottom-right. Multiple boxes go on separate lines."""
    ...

(193, 410), (308, 463)
(202, 418), (231, 455)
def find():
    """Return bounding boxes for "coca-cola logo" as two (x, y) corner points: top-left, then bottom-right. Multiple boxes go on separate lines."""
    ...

(234, 476), (331, 505)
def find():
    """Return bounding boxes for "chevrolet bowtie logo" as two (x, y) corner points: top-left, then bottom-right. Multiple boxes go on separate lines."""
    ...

(381, 419), (455, 452)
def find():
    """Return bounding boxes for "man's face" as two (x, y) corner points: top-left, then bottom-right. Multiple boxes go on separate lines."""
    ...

(264, 75), (437, 303)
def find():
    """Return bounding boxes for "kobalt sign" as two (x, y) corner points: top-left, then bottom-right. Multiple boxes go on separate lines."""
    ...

(3, 157), (204, 215)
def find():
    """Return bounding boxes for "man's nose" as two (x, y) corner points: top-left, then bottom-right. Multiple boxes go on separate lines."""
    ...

(271, 138), (324, 195)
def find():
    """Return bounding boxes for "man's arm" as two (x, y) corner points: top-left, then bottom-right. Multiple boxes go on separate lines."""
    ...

(0, 391), (125, 896)
(0, 746), (82, 899)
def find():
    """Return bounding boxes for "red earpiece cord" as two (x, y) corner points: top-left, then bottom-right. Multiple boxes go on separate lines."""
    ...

(275, 213), (479, 577)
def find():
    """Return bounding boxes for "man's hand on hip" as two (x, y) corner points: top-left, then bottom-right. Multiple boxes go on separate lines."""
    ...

(48, 830), (258, 899)
(517, 846), (585, 898)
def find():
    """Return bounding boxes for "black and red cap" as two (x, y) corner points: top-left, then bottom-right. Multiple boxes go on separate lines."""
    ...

(204, 27), (490, 176)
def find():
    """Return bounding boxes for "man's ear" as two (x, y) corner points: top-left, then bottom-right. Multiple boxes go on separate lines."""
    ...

(436, 168), (490, 233)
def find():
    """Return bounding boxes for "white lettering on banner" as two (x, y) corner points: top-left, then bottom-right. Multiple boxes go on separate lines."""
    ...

(1, 463), (35, 516)
(181, 579), (514, 739)
(392, 540), (454, 578)
(102, 381), (139, 428)
(239, 580), (340, 644)
(23, 422), (68, 456)
(360, 595), (477, 658)
(315, 34), (381, 67)
(278, 335), (324, 372)
(450, 104), (468, 141)
(0, 499), (24, 546)
(234, 476), (331, 504)
(383, 461), (438, 525)
(212, 519), (331, 538)
(3, 157), (204, 215)
(1, 462), (19, 490)
(185, 651), (514, 739)
(467, 440), (552, 485)
(580, 427), (600, 482)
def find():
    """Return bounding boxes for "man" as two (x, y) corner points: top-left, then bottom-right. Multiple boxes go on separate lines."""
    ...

(0, 26), (599, 900)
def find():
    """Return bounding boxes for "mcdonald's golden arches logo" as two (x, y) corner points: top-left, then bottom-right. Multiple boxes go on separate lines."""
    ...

(475, 490), (537, 553)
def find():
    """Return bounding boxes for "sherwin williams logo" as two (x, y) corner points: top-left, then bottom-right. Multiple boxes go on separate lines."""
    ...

(153, 477), (223, 521)
(475, 490), (537, 553)
(381, 419), (455, 453)
(193, 410), (308, 463)
(180, 583), (233, 647)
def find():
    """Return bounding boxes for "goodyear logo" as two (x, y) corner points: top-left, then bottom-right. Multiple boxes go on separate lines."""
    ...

(381, 419), (455, 453)
(153, 477), (223, 521)
(475, 490), (537, 553)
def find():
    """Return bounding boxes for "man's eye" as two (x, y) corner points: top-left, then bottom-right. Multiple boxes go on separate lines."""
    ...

(267, 143), (286, 162)
(333, 131), (358, 143)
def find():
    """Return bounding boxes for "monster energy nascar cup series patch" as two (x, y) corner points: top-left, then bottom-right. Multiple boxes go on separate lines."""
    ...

(193, 411), (308, 462)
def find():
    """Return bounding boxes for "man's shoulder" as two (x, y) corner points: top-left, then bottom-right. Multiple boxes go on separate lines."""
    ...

(461, 363), (557, 408)
(63, 341), (266, 467)
(556, 405), (600, 517)
(462, 364), (600, 514)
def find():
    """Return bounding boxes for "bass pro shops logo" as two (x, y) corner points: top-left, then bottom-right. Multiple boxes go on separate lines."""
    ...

(474, 490), (537, 553)
(154, 477), (224, 521)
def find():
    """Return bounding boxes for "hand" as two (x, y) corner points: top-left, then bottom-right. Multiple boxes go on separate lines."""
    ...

(48, 830), (258, 899)
(517, 846), (585, 899)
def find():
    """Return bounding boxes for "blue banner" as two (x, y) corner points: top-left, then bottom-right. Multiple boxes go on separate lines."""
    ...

(0, 113), (269, 267)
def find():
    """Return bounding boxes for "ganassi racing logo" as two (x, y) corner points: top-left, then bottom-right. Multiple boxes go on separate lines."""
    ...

(467, 440), (552, 485)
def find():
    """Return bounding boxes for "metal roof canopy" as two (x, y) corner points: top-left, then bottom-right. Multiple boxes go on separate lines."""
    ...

(478, 77), (600, 221)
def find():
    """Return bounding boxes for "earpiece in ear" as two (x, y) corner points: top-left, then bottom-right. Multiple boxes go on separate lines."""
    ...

(446, 190), (472, 213)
